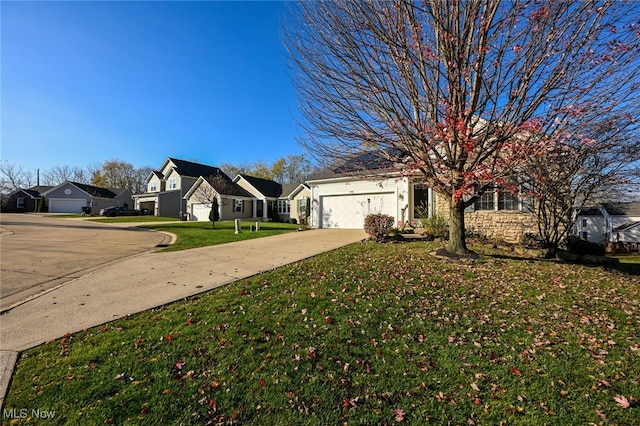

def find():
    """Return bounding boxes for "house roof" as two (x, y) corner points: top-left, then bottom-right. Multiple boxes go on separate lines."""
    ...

(576, 207), (602, 216)
(613, 221), (640, 232)
(205, 175), (254, 198)
(308, 150), (401, 180)
(168, 158), (225, 179)
(236, 174), (283, 198)
(602, 202), (640, 216)
(42, 181), (118, 199)
(9, 186), (54, 199)
(70, 182), (118, 198)
(183, 175), (254, 200)
(281, 183), (310, 199)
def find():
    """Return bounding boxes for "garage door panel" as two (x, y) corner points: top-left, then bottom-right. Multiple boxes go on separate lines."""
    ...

(320, 193), (395, 229)
(49, 199), (87, 213)
(191, 203), (211, 222)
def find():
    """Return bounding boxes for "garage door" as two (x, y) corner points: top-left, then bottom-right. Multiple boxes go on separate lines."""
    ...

(49, 198), (87, 213)
(320, 193), (396, 229)
(191, 203), (212, 222)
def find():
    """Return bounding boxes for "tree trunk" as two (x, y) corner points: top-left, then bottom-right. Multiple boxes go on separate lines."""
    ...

(446, 196), (468, 255)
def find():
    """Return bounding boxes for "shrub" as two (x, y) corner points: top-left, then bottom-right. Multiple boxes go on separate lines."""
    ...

(420, 213), (449, 239)
(290, 218), (297, 224)
(364, 214), (395, 241)
(269, 205), (281, 222)
(522, 233), (546, 249)
(564, 236), (605, 256)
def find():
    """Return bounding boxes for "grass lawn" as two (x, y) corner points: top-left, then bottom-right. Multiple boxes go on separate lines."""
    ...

(609, 254), (640, 276)
(139, 220), (300, 251)
(5, 242), (639, 425)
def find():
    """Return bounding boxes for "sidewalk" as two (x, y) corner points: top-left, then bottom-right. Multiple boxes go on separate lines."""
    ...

(0, 228), (366, 406)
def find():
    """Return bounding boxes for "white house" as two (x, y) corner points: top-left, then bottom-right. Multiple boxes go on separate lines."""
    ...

(576, 202), (640, 244)
(307, 152), (537, 243)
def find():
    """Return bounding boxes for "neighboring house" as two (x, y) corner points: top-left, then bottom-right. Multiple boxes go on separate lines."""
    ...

(285, 183), (311, 224)
(183, 175), (255, 222)
(41, 181), (132, 214)
(233, 174), (283, 220)
(307, 152), (536, 243)
(5, 186), (54, 212)
(576, 202), (640, 244)
(133, 158), (229, 218)
(230, 175), (311, 223)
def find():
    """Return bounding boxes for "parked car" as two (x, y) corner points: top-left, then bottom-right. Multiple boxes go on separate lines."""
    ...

(99, 206), (141, 217)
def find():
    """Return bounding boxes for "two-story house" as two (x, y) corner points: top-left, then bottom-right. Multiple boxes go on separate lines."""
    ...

(133, 158), (230, 218)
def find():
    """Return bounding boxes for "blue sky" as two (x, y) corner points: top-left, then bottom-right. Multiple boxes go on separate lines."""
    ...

(1, 1), (302, 173)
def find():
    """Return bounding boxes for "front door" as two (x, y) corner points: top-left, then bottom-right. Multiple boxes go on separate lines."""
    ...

(413, 184), (430, 221)
(257, 200), (263, 218)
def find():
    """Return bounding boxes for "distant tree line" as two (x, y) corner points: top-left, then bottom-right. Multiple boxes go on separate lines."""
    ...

(219, 154), (315, 185)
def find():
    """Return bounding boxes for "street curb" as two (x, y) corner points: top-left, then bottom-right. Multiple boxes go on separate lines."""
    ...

(0, 351), (19, 411)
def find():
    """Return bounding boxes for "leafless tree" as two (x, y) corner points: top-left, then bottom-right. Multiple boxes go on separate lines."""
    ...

(191, 174), (240, 227)
(285, 0), (640, 255)
(528, 118), (640, 249)
(42, 165), (90, 185)
(0, 161), (35, 193)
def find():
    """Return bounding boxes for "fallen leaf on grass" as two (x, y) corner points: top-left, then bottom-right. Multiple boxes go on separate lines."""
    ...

(394, 408), (405, 422)
(613, 394), (630, 408)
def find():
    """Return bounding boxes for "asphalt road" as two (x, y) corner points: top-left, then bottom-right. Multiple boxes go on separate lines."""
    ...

(0, 214), (168, 310)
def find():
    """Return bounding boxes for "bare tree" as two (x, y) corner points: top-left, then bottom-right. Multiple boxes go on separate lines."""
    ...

(285, 0), (640, 255)
(0, 161), (35, 193)
(528, 116), (640, 249)
(42, 165), (89, 185)
(219, 162), (252, 180)
(191, 174), (239, 227)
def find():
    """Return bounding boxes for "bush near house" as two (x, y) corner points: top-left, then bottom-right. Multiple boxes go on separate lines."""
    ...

(565, 235), (606, 256)
(364, 213), (395, 241)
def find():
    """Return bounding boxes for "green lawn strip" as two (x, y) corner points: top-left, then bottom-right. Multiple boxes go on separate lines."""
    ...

(139, 221), (300, 251)
(5, 242), (639, 425)
(608, 254), (640, 276)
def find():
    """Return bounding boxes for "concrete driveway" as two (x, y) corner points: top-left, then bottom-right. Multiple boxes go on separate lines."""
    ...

(0, 214), (169, 310)
(0, 225), (365, 407)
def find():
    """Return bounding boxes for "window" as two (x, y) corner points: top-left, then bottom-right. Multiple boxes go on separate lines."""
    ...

(150, 181), (157, 192)
(278, 199), (290, 215)
(169, 178), (177, 190)
(581, 231), (588, 239)
(298, 197), (307, 211)
(582, 218), (588, 227)
(234, 199), (244, 213)
(474, 187), (495, 211)
(498, 191), (519, 211)
(16, 197), (25, 208)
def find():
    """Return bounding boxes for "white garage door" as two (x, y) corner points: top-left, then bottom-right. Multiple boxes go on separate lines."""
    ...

(49, 198), (87, 213)
(320, 192), (396, 229)
(191, 203), (212, 222)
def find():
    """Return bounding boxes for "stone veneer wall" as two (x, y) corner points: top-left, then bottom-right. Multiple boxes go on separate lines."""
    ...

(433, 194), (537, 244)
(464, 211), (538, 244)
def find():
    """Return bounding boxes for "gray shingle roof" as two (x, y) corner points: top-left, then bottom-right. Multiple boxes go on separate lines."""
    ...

(239, 175), (283, 198)
(602, 202), (640, 216)
(168, 158), (226, 180)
